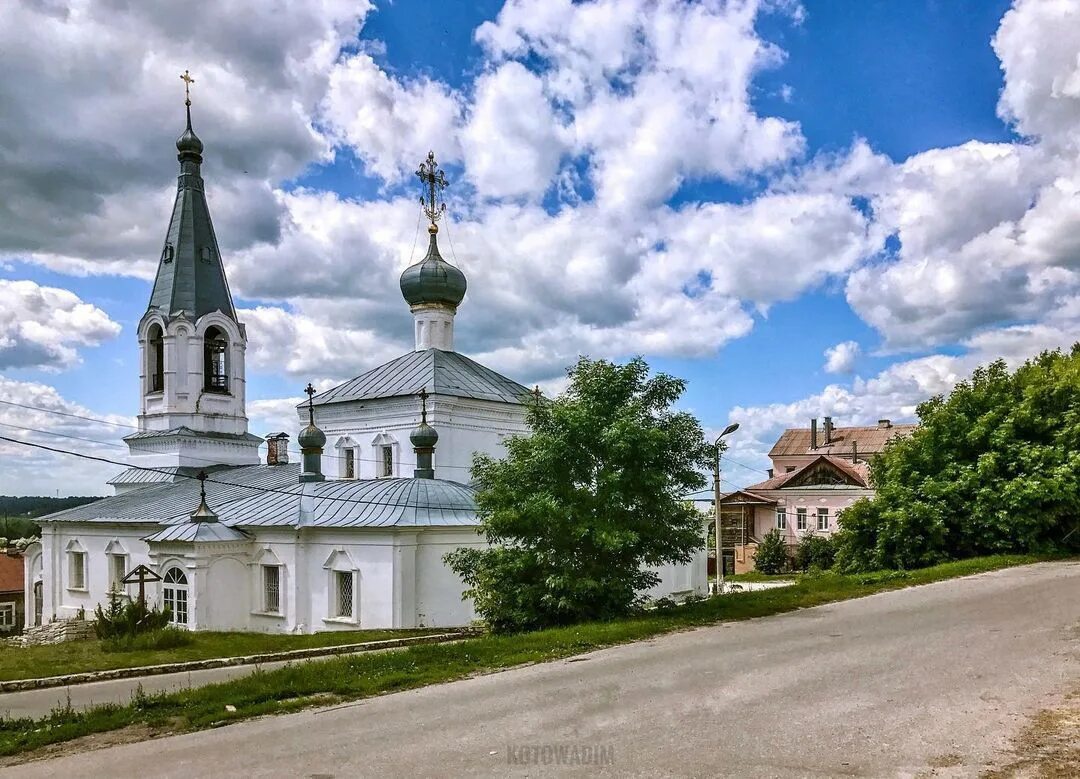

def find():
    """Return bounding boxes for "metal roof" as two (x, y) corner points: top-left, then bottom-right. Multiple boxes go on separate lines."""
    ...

(143, 522), (251, 544)
(311, 348), (530, 406)
(122, 427), (264, 443)
(146, 110), (237, 322)
(768, 423), (917, 458)
(744, 455), (870, 492)
(39, 463), (479, 531)
(107, 466), (205, 486)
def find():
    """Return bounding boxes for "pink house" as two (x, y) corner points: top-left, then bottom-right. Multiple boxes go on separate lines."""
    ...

(718, 418), (916, 572)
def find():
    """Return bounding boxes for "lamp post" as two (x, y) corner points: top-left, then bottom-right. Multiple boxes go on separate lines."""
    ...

(714, 422), (740, 594)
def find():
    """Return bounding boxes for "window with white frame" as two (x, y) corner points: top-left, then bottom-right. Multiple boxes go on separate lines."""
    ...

(344, 448), (356, 479)
(379, 445), (393, 477)
(334, 570), (354, 618)
(776, 509), (787, 530)
(68, 550), (87, 590)
(796, 508), (807, 531)
(817, 508), (829, 531)
(0, 604), (14, 627)
(263, 565), (281, 613)
(162, 567), (189, 626)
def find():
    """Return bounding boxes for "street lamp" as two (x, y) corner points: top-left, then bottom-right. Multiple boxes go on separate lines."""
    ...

(714, 422), (740, 594)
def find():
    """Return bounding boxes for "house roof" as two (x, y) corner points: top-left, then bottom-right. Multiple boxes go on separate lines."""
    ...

(717, 489), (777, 506)
(310, 348), (530, 406)
(37, 463), (480, 532)
(122, 427), (264, 444)
(744, 455), (870, 492)
(0, 554), (22, 593)
(768, 423), (916, 458)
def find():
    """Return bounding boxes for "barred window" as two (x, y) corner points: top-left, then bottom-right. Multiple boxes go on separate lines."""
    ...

(379, 445), (393, 478)
(335, 571), (353, 618)
(263, 565), (281, 613)
(109, 554), (127, 592)
(344, 448), (356, 479)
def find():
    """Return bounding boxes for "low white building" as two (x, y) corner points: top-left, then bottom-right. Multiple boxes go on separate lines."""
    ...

(23, 114), (707, 634)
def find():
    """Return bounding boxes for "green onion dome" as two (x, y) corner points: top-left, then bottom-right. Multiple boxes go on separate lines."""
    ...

(297, 421), (326, 450)
(399, 226), (467, 308)
(409, 421), (439, 449)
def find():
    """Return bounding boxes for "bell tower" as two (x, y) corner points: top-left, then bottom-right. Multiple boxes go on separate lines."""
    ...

(123, 72), (261, 481)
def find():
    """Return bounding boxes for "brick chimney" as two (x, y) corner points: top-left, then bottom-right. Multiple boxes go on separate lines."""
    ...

(810, 418), (818, 450)
(823, 416), (833, 445)
(265, 433), (290, 465)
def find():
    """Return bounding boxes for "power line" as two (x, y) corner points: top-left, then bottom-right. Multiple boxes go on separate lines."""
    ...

(0, 398), (477, 472)
(0, 435), (478, 513)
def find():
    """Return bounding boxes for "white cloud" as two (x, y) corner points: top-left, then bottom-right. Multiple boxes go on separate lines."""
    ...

(823, 340), (860, 374)
(0, 280), (121, 370)
(321, 53), (464, 183)
(0, 377), (134, 495)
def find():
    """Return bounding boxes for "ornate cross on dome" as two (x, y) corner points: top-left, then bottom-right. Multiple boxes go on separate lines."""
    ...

(304, 382), (317, 423)
(416, 151), (448, 228)
(180, 70), (195, 107)
(418, 387), (429, 424)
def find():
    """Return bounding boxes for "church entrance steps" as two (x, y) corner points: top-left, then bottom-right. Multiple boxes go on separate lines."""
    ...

(0, 629), (478, 695)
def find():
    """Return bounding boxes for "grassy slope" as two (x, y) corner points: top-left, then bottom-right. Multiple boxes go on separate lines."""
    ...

(0, 629), (442, 682)
(0, 555), (1041, 758)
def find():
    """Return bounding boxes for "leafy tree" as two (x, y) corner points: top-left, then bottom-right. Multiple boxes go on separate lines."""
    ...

(794, 532), (835, 571)
(754, 529), (789, 574)
(834, 346), (1080, 571)
(446, 357), (711, 633)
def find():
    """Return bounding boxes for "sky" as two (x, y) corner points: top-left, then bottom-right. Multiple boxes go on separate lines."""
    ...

(0, 0), (1078, 496)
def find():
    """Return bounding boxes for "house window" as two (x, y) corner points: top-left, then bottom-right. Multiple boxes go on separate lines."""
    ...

(162, 567), (189, 626)
(785, 466), (796, 473)
(379, 445), (393, 478)
(334, 570), (354, 618)
(203, 327), (229, 393)
(817, 508), (829, 532)
(776, 510), (786, 530)
(0, 604), (14, 628)
(344, 448), (355, 479)
(263, 565), (281, 613)
(69, 550), (87, 590)
(109, 554), (127, 593)
(796, 508), (807, 531)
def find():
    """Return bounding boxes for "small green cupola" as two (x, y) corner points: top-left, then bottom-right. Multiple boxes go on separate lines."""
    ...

(410, 389), (439, 479)
(400, 152), (467, 351)
(299, 383), (327, 483)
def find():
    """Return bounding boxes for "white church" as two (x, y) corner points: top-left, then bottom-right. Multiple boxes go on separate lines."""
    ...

(22, 100), (707, 633)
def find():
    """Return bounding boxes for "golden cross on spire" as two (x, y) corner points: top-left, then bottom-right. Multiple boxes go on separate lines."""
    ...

(416, 151), (448, 229)
(180, 69), (195, 106)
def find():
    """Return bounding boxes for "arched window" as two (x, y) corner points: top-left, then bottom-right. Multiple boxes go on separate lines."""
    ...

(148, 324), (164, 393)
(203, 326), (229, 394)
(162, 567), (189, 626)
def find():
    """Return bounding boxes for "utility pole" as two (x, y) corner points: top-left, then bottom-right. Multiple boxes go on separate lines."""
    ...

(713, 422), (740, 594)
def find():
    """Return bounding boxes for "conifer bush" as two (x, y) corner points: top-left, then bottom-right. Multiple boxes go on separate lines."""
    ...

(753, 529), (788, 574)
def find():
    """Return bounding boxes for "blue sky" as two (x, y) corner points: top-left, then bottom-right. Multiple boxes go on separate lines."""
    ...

(1, 0), (1078, 494)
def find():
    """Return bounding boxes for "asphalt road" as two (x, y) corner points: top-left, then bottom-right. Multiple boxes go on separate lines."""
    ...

(7, 562), (1079, 778)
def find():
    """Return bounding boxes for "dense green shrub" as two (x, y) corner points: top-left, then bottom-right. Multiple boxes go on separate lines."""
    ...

(753, 529), (789, 574)
(833, 347), (1080, 571)
(101, 627), (194, 653)
(794, 532), (835, 571)
(94, 596), (172, 640)
(446, 357), (711, 634)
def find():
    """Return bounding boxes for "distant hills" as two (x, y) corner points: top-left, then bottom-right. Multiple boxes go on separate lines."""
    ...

(0, 496), (103, 538)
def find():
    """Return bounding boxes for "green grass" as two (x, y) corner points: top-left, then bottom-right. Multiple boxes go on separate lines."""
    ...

(0, 628), (445, 682)
(0, 555), (1045, 758)
(726, 571), (799, 582)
